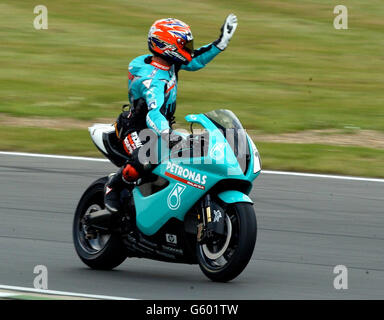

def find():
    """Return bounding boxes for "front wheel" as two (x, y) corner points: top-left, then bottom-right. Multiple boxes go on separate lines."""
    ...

(73, 177), (127, 270)
(197, 202), (257, 282)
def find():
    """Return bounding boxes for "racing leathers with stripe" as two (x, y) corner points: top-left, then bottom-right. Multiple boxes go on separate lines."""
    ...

(124, 43), (221, 168)
(128, 43), (221, 137)
(104, 43), (221, 214)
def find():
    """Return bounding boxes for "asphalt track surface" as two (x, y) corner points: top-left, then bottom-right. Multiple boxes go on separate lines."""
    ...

(0, 153), (383, 299)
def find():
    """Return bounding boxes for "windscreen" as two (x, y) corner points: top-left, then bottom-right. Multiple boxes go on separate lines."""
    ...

(205, 109), (250, 174)
(204, 109), (244, 131)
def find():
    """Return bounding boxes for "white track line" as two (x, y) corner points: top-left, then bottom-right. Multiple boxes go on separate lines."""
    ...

(0, 284), (135, 300)
(262, 170), (384, 183)
(1, 151), (384, 183)
(0, 292), (19, 298)
(0, 151), (108, 162)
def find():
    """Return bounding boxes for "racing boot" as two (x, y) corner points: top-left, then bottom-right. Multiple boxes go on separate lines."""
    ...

(104, 164), (139, 213)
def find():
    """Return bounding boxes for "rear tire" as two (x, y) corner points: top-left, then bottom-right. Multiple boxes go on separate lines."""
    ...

(197, 202), (257, 282)
(73, 177), (127, 270)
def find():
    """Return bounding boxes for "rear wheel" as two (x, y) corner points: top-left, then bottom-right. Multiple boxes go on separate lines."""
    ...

(197, 202), (257, 282)
(73, 177), (127, 270)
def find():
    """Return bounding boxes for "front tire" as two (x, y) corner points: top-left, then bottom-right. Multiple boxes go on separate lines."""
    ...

(73, 177), (127, 270)
(197, 202), (257, 282)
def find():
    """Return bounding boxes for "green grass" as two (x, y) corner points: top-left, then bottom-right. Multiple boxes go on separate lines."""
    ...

(1, 126), (383, 178)
(0, 126), (96, 157)
(1, 0), (384, 132)
(256, 142), (384, 178)
(1, 1), (383, 177)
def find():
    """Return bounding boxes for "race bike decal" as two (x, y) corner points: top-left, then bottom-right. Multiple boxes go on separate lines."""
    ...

(210, 142), (226, 161)
(165, 162), (207, 190)
(213, 209), (222, 222)
(167, 183), (186, 210)
(165, 233), (177, 245)
(123, 131), (143, 156)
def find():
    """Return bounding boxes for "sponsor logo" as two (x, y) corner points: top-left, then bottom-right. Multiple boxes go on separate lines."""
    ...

(165, 233), (177, 245)
(167, 183), (186, 210)
(213, 209), (222, 223)
(130, 131), (143, 148)
(210, 142), (226, 161)
(169, 50), (186, 62)
(150, 60), (170, 71)
(105, 186), (113, 195)
(123, 138), (133, 155)
(142, 79), (152, 89)
(123, 131), (142, 155)
(165, 162), (207, 190)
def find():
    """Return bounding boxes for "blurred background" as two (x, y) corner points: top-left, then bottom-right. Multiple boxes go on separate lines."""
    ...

(1, 0), (383, 177)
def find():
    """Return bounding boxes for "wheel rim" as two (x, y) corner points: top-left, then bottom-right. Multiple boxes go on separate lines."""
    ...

(199, 210), (239, 270)
(78, 203), (111, 255)
(202, 215), (232, 260)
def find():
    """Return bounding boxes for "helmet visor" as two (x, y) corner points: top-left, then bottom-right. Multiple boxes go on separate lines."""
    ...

(184, 40), (194, 55)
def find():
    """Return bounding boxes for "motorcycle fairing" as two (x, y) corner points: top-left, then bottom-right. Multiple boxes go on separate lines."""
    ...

(133, 113), (255, 236)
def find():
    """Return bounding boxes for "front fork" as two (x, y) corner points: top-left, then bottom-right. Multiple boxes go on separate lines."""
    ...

(197, 194), (225, 244)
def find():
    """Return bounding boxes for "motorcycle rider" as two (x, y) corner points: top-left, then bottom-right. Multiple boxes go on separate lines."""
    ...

(104, 14), (238, 214)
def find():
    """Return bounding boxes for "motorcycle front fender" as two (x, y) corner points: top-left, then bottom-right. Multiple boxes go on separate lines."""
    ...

(217, 190), (253, 204)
